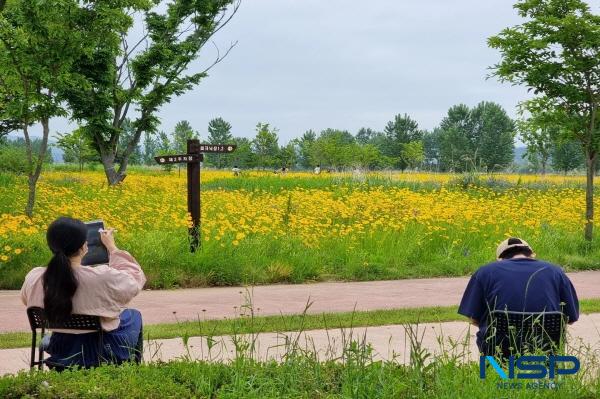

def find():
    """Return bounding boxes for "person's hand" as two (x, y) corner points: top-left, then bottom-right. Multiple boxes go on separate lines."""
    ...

(99, 228), (118, 253)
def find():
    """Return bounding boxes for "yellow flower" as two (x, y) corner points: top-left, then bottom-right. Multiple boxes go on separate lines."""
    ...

(0, 255), (8, 262)
(235, 232), (246, 240)
(3, 245), (10, 252)
(232, 240), (239, 246)
(14, 248), (22, 255)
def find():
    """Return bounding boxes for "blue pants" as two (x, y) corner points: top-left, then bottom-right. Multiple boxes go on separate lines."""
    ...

(46, 309), (143, 368)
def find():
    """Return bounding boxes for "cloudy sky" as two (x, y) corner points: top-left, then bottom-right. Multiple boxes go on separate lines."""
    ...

(48, 0), (532, 143)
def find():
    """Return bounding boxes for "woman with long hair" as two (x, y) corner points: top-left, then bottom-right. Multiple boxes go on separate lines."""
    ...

(21, 217), (146, 368)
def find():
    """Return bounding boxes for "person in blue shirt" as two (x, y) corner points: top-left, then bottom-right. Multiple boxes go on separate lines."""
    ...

(458, 237), (579, 354)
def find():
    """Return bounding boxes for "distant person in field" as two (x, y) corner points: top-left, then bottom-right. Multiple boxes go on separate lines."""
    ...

(314, 164), (321, 175)
(458, 237), (579, 353)
(21, 217), (146, 368)
(232, 165), (241, 176)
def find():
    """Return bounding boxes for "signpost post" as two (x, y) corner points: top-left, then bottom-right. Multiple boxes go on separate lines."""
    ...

(154, 139), (236, 252)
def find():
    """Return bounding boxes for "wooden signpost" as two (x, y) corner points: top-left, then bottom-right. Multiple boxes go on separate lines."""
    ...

(155, 139), (236, 252)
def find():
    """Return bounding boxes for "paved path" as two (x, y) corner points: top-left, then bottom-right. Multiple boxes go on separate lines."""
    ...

(2, 313), (600, 376)
(2, 271), (600, 333)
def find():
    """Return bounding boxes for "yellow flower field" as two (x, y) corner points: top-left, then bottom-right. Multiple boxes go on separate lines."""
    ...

(0, 169), (598, 288)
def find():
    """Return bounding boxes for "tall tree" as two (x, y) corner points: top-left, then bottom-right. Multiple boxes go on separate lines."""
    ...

(252, 122), (279, 169)
(472, 102), (515, 171)
(0, 0), (95, 216)
(355, 144), (387, 169)
(56, 128), (97, 171)
(297, 129), (316, 168)
(155, 131), (175, 172)
(422, 128), (442, 170)
(355, 127), (376, 144)
(383, 114), (423, 170)
(552, 140), (584, 173)
(437, 103), (515, 172)
(207, 117), (233, 168)
(142, 131), (158, 166)
(231, 136), (255, 169)
(438, 105), (477, 172)
(489, 0), (600, 240)
(311, 129), (356, 170)
(172, 120), (199, 153)
(278, 142), (297, 169)
(517, 103), (559, 175)
(401, 141), (425, 170)
(65, 0), (240, 185)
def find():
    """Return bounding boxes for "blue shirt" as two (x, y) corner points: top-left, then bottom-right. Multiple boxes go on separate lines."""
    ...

(458, 257), (579, 349)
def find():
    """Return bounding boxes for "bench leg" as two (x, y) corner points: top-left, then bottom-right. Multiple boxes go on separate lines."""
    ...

(135, 324), (143, 364)
(38, 327), (45, 370)
(30, 330), (37, 369)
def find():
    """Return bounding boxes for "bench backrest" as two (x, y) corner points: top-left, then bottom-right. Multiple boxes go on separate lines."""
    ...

(483, 310), (566, 357)
(27, 306), (101, 331)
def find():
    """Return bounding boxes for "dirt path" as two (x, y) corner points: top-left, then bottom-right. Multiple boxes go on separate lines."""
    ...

(1, 270), (599, 333)
(2, 313), (600, 376)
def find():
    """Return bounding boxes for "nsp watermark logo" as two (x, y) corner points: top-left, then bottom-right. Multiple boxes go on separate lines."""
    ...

(480, 355), (580, 380)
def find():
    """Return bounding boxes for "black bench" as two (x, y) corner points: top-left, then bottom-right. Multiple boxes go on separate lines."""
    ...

(27, 307), (142, 370)
(482, 310), (566, 358)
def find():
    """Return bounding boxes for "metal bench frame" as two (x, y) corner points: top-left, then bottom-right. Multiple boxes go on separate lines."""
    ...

(483, 310), (566, 358)
(27, 307), (143, 370)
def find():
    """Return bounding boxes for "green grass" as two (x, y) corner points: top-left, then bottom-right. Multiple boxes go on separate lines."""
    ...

(3, 225), (600, 290)
(203, 174), (444, 192)
(0, 346), (598, 398)
(2, 299), (600, 350)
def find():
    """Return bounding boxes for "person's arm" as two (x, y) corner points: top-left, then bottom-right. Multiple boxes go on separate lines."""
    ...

(19, 269), (38, 307)
(108, 250), (146, 290)
(458, 271), (485, 326)
(100, 228), (146, 305)
(559, 272), (579, 325)
(20, 280), (28, 307)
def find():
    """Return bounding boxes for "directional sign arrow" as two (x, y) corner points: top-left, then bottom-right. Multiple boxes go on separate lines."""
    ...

(154, 153), (203, 165)
(196, 144), (237, 153)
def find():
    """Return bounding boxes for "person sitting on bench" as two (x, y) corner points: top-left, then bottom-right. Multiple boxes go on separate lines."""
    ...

(21, 217), (146, 368)
(458, 237), (579, 354)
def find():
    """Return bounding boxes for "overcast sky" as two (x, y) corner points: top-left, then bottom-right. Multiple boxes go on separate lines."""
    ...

(44, 0), (534, 143)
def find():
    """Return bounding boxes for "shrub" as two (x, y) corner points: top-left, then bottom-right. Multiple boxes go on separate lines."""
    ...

(0, 146), (28, 174)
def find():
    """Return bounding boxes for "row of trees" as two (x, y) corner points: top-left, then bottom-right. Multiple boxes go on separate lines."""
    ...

(54, 102), (521, 172)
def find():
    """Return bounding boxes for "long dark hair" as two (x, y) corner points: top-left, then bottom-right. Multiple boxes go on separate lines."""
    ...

(43, 217), (87, 323)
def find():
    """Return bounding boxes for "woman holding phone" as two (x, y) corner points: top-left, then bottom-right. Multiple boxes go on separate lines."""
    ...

(20, 216), (146, 368)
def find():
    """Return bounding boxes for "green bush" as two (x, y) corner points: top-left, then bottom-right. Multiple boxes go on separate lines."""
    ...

(0, 146), (28, 174)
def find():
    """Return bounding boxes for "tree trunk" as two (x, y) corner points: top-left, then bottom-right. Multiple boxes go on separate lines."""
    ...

(25, 174), (38, 218)
(114, 126), (144, 183)
(100, 149), (125, 185)
(584, 152), (596, 241)
(541, 159), (546, 175)
(24, 117), (50, 217)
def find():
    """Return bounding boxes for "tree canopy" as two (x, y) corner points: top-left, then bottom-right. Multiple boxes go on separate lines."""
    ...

(489, 0), (600, 239)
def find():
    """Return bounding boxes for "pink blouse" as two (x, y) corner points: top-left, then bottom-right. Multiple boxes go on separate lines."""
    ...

(21, 250), (146, 331)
